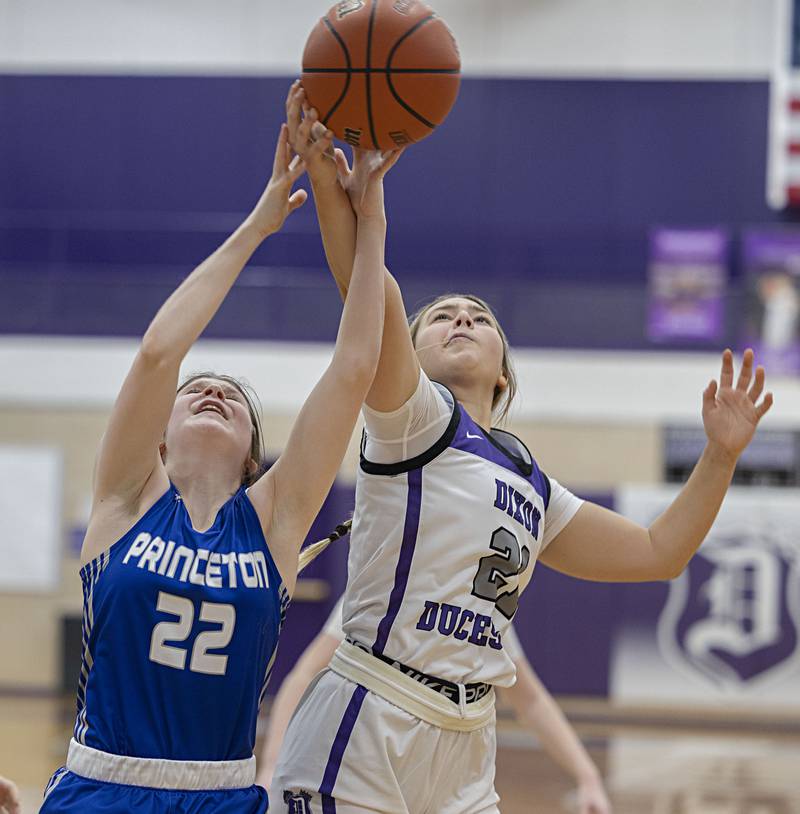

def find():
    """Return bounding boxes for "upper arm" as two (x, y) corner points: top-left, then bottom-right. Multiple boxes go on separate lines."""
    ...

(365, 271), (420, 412)
(93, 348), (177, 508)
(539, 501), (670, 582)
(248, 364), (366, 588)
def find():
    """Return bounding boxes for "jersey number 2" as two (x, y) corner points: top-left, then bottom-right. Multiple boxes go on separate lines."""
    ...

(149, 591), (236, 676)
(472, 526), (530, 620)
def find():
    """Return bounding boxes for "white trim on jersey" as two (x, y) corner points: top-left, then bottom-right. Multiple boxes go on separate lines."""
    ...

(74, 550), (111, 745)
(66, 738), (256, 791)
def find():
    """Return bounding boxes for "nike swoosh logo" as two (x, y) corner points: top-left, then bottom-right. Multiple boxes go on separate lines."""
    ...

(466, 432), (482, 440)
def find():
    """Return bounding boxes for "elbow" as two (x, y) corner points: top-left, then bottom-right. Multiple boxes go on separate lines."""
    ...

(647, 527), (691, 582)
(139, 330), (171, 367)
(660, 559), (689, 581)
(139, 329), (184, 369)
(334, 348), (380, 390)
(652, 551), (689, 581)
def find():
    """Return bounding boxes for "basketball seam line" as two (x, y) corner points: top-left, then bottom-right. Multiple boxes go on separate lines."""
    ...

(365, 1), (379, 149)
(303, 67), (459, 74)
(321, 18), (353, 125)
(385, 13), (440, 130)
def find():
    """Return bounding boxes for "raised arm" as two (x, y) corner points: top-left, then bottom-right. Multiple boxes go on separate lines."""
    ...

(82, 126), (317, 560)
(250, 149), (401, 591)
(541, 349), (773, 582)
(500, 656), (611, 814)
(285, 82), (420, 412)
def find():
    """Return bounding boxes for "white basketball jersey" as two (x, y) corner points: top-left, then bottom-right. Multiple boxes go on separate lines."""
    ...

(341, 376), (582, 687)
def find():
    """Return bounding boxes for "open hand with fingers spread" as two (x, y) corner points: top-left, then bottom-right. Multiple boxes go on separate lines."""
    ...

(702, 348), (773, 464)
(246, 121), (332, 240)
(285, 80), (339, 188)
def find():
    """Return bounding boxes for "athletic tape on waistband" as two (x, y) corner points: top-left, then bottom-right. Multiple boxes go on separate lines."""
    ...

(329, 641), (495, 732)
(66, 738), (256, 790)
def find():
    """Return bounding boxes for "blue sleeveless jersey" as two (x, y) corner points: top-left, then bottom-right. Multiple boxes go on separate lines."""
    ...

(74, 484), (289, 761)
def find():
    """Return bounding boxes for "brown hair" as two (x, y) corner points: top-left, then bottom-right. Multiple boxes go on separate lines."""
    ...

(408, 293), (517, 424)
(177, 372), (266, 487)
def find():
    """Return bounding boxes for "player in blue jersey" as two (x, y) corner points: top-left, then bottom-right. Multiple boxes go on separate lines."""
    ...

(271, 85), (775, 814)
(40, 111), (402, 814)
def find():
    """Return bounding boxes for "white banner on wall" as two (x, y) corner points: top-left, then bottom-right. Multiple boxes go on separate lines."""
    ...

(0, 446), (62, 591)
(612, 485), (800, 708)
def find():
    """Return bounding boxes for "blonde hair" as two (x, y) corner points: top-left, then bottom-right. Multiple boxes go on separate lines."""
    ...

(297, 519), (352, 573)
(408, 293), (517, 424)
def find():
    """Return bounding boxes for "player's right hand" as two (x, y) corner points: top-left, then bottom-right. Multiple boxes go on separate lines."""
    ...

(336, 147), (403, 222)
(576, 776), (612, 814)
(285, 80), (339, 188)
(0, 775), (21, 814)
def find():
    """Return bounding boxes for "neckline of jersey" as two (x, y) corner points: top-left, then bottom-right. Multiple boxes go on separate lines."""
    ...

(171, 482), (243, 535)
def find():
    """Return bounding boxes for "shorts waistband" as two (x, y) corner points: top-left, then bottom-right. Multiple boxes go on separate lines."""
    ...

(66, 739), (256, 791)
(346, 637), (493, 705)
(330, 640), (495, 732)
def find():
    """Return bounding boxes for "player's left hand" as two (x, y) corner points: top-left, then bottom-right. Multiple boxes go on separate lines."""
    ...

(576, 776), (612, 814)
(247, 123), (331, 239)
(702, 348), (773, 464)
(0, 775), (21, 814)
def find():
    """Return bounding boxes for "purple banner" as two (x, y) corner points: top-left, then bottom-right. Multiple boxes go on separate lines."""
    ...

(742, 229), (800, 376)
(647, 228), (728, 343)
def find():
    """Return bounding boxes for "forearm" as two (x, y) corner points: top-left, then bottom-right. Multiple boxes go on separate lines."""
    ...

(256, 668), (313, 787)
(311, 177), (358, 299)
(331, 216), (386, 375)
(649, 442), (737, 577)
(141, 221), (264, 362)
(514, 693), (600, 786)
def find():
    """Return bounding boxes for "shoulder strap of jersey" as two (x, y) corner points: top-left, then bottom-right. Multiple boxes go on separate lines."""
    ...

(360, 382), (461, 476)
(487, 427), (552, 508)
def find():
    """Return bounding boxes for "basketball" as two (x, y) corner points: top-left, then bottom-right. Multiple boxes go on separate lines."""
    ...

(301, 0), (461, 150)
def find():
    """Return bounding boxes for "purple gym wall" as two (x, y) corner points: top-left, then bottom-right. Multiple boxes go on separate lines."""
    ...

(0, 75), (787, 350)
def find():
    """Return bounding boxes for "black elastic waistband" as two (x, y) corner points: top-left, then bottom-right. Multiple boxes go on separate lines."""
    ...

(347, 638), (493, 705)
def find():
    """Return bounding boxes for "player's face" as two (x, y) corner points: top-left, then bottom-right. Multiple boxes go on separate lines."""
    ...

(413, 297), (505, 393)
(164, 378), (255, 472)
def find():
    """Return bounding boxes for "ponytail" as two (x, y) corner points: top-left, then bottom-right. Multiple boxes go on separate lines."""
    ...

(297, 518), (352, 574)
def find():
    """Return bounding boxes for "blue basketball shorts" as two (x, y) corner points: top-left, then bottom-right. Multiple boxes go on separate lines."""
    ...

(41, 768), (269, 813)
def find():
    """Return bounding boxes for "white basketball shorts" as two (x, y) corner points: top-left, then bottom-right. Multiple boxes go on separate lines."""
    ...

(271, 669), (500, 814)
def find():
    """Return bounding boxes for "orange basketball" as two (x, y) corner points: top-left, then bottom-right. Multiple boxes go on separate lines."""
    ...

(301, 0), (461, 150)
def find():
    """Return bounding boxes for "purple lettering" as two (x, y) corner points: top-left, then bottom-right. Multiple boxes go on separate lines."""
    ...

(488, 624), (503, 651)
(437, 603), (461, 636)
(531, 507), (541, 538)
(468, 613), (491, 647)
(512, 491), (526, 525)
(454, 609), (474, 640)
(493, 479), (508, 511)
(415, 600), (439, 632)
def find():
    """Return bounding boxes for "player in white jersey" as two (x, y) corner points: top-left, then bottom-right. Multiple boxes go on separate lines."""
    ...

(273, 84), (774, 814)
(258, 597), (611, 814)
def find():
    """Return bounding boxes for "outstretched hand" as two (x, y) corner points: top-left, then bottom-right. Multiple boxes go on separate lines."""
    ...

(247, 122), (332, 239)
(702, 348), (773, 463)
(285, 80), (339, 188)
(335, 147), (404, 221)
